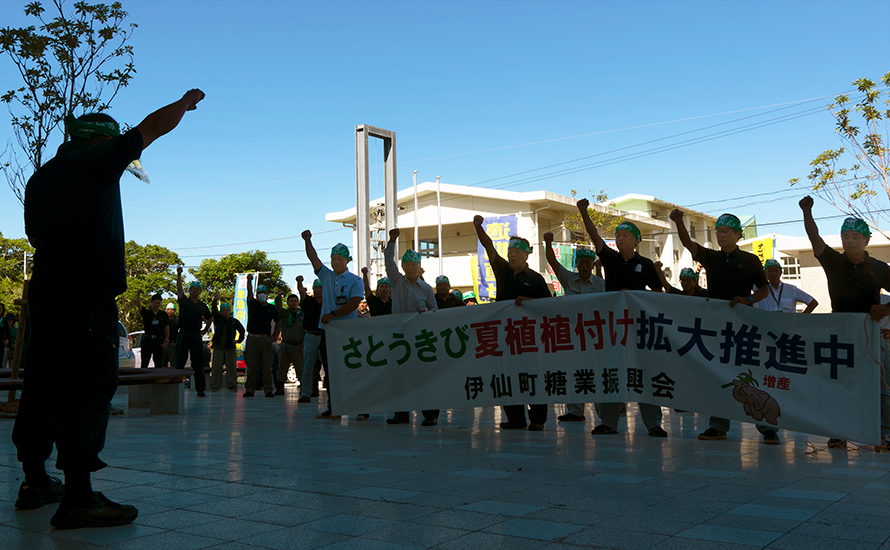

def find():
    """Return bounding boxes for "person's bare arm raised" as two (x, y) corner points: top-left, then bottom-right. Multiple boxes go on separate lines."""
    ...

(136, 89), (206, 150)
(670, 209), (699, 257)
(799, 196), (826, 257)
(302, 230), (323, 272)
(576, 199), (606, 254)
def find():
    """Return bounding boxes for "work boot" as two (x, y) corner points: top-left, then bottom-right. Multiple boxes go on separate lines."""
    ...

(274, 381), (285, 396)
(50, 492), (137, 530)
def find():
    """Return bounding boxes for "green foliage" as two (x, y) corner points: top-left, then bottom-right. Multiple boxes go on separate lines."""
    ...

(0, 232), (34, 313)
(117, 241), (182, 332)
(1, 0), (137, 205)
(790, 71), (890, 233)
(188, 250), (287, 307)
(563, 189), (624, 243)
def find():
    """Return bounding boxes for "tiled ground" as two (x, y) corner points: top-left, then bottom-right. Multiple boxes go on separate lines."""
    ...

(2, 386), (889, 549)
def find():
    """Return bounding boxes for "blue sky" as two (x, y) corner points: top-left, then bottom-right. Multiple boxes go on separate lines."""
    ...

(1, 0), (888, 285)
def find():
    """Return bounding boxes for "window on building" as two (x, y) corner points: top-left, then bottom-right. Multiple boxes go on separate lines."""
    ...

(690, 222), (697, 240)
(706, 226), (712, 242)
(419, 238), (438, 258)
(781, 256), (801, 280)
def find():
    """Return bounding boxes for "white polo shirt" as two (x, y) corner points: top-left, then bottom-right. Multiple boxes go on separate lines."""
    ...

(756, 281), (815, 313)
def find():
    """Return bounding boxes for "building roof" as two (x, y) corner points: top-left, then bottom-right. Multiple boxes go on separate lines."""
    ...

(608, 193), (718, 222)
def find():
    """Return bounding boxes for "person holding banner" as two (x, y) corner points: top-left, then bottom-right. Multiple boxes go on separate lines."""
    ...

(756, 259), (818, 314)
(463, 291), (478, 306)
(384, 228), (440, 426)
(362, 268), (393, 317)
(134, 290), (170, 369)
(544, 232), (605, 423)
(435, 276), (466, 310)
(176, 268), (213, 397)
(210, 295), (245, 392)
(800, 197), (890, 451)
(474, 215), (553, 431)
(301, 233), (364, 420)
(274, 290), (305, 395)
(655, 262), (708, 298)
(671, 209), (776, 444)
(576, 199), (668, 437)
(243, 275), (280, 398)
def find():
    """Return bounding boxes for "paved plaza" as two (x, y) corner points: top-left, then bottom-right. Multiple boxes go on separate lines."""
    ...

(1, 386), (889, 550)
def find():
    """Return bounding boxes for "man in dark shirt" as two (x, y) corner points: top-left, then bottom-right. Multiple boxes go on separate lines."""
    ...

(176, 267), (212, 397)
(801, 197), (890, 450)
(362, 268), (393, 316)
(577, 199), (668, 438)
(11, 90), (204, 530)
(672, 209), (774, 443)
(160, 303), (180, 368)
(274, 286), (306, 395)
(435, 275), (466, 309)
(135, 290), (169, 369)
(209, 295), (245, 392)
(297, 276), (325, 403)
(244, 276), (281, 398)
(655, 263), (709, 298)
(474, 215), (552, 431)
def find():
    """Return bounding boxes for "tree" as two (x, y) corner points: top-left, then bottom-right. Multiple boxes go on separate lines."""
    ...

(790, 71), (890, 234)
(189, 251), (287, 307)
(0, 232), (34, 311)
(118, 241), (182, 332)
(562, 189), (624, 244)
(1, 0), (137, 205)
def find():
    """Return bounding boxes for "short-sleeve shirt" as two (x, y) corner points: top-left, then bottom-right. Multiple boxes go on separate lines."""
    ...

(247, 299), (279, 335)
(367, 293), (392, 316)
(756, 282), (815, 313)
(555, 264), (606, 295)
(278, 306), (306, 343)
(178, 297), (211, 333)
(140, 307), (169, 337)
(25, 129), (143, 297)
(300, 297), (323, 331)
(436, 294), (466, 309)
(597, 247), (662, 292)
(166, 316), (180, 341)
(489, 255), (552, 302)
(694, 246), (767, 302)
(315, 265), (364, 329)
(211, 311), (245, 351)
(667, 285), (709, 298)
(816, 247), (890, 313)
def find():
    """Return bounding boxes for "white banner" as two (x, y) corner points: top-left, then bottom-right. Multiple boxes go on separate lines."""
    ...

(327, 291), (882, 443)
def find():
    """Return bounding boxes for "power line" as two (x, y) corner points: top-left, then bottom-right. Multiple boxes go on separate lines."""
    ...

(171, 226), (347, 252)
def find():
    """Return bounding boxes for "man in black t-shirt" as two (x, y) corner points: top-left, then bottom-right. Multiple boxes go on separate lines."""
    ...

(362, 268), (393, 317)
(210, 295), (245, 392)
(672, 209), (774, 444)
(577, 199), (668, 438)
(801, 196), (890, 450)
(160, 303), (179, 368)
(474, 215), (552, 431)
(176, 267), (212, 396)
(243, 275), (281, 398)
(655, 263), (708, 298)
(135, 290), (169, 369)
(297, 276), (325, 403)
(435, 275), (466, 309)
(12, 90), (205, 530)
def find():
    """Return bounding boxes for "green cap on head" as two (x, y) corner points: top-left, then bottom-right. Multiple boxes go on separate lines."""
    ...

(256, 284), (269, 293)
(508, 237), (532, 254)
(188, 281), (202, 290)
(331, 243), (352, 261)
(764, 259), (781, 269)
(401, 249), (422, 264)
(377, 277), (390, 288)
(312, 279), (322, 288)
(716, 213), (742, 232)
(462, 291), (476, 300)
(576, 248), (596, 261)
(451, 289), (463, 299)
(436, 275), (450, 284)
(166, 303), (176, 310)
(220, 302), (231, 311)
(679, 267), (698, 280)
(615, 222), (641, 243)
(64, 113), (120, 139)
(841, 217), (871, 238)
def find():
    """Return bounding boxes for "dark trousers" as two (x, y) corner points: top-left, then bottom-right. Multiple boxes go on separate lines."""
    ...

(176, 331), (206, 392)
(393, 410), (439, 422)
(504, 404), (548, 426)
(12, 290), (118, 473)
(140, 335), (164, 368)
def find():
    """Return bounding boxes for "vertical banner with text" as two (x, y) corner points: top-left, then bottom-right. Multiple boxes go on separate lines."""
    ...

(233, 273), (257, 369)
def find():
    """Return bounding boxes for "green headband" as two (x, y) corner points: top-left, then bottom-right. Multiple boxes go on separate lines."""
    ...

(220, 302), (231, 311)
(436, 275), (450, 284)
(402, 249), (422, 264)
(615, 222), (641, 243)
(331, 243), (352, 261)
(189, 281), (202, 290)
(841, 217), (871, 238)
(451, 289), (463, 299)
(312, 279), (322, 288)
(377, 277), (390, 287)
(64, 113), (120, 139)
(716, 213), (742, 232)
(462, 291), (476, 300)
(576, 248), (596, 261)
(764, 259), (781, 269)
(256, 285), (269, 293)
(508, 237), (532, 254)
(679, 267), (698, 280)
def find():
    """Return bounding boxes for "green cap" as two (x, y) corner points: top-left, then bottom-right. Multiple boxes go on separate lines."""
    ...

(576, 248), (596, 261)
(716, 213), (742, 232)
(331, 243), (352, 261)
(220, 302), (231, 311)
(436, 275), (450, 284)
(188, 281), (202, 290)
(451, 289), (463, 299)
(615, 222), (641, 242)
(508, 237), (532, 254)
(402, 249), (422, 263)
(312, 278), (322, 288)
(64, 113), (120, 139)
(462, 291), (476, 300)
(166, 303), (176, 310)
(256, 284), (268, 293)
(764, 259), (781, 269)
(679, 267), (698, 280)
(378, 277), (390, 287)
(841, 217), (871, 238)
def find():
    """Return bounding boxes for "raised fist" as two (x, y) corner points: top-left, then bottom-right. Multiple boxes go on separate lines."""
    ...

(213, 292), (221, 301)
(361, 267), (368, 275)
(301, 230), (312, 240)
(473, 215), (484, 227)
(669, 209), (684, 223)
(654, 261), (663, 270)
(543, 232), (554, 243)
(389, 228), (400, 241)
(176, 266), (183, 275)
(246, 273), (253, 282)
(296, 275), (304, 283)
(577, 198), (590, 211)
(799, 196), (814, 211)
